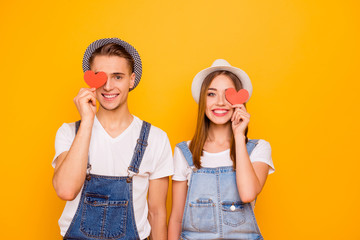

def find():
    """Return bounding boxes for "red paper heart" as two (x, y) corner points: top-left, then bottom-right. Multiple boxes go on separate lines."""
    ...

(84, 70), (107, 88)
(225, 88), (249, 105)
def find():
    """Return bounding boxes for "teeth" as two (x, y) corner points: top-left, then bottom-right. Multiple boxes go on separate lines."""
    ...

(104, 94), (117, 98)
(214, 110), (227, 114)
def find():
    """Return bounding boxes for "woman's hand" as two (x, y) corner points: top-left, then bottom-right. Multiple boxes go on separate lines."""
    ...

(231, 104), (250, 137)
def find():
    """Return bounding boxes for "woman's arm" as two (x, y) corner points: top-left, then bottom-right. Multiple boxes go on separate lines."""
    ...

(168, 180), (188, 240)
(231, 104), (270, 203)
(234, 135), (270, 203)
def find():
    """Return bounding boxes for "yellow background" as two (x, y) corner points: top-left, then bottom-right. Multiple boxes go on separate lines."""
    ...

(1, 0), (359, 239)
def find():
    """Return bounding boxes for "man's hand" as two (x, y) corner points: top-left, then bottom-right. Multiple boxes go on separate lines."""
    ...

(52, 88), (96, 201)
(74, 88), (97, 122)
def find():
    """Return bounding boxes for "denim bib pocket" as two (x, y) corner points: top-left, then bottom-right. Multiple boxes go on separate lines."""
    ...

(80, 193), (128, 239)
(189, 198), (217, 233)
(221, 201), (245, 227)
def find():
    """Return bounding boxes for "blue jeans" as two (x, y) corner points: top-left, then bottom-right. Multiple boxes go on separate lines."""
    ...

(63, 121), (151, 240)
(177, 140), (263, 240)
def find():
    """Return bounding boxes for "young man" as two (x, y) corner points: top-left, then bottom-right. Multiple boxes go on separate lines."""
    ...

(52, 38), (173, 240)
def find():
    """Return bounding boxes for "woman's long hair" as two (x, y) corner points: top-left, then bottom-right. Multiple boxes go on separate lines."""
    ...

(189, 70), (249, 169)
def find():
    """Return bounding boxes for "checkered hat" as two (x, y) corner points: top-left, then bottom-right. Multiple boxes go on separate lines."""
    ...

(82, 38), (142, 91)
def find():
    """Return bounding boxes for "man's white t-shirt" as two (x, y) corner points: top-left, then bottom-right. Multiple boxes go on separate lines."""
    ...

(172, 139), (275, 182)
(52, 115), (174, 239)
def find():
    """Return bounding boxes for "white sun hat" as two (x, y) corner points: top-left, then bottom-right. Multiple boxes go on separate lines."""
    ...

(191, 59), (253, 103)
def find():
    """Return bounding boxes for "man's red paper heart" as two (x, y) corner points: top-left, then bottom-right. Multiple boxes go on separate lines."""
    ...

(225, 88), (249, 105)
(84, 70), (107, 88)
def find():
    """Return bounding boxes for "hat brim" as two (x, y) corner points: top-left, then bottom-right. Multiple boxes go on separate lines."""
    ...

(82, 38), (142, 91)
(191, 65), (253, 103)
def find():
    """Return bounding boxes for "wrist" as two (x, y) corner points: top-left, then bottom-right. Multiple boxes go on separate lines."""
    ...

(234, 133), (246, 142)
(79, 118), (94, 128)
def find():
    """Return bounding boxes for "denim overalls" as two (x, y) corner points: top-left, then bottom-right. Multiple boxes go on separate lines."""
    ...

(63, 120), (151, 240)
(177, 139), (264, 240)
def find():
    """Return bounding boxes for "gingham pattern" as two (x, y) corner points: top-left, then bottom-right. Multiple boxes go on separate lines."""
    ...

(82, 38), (142, 91)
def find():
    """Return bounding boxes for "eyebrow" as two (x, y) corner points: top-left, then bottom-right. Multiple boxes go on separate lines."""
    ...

(111, 72), (125, 75)
(208, 88), (217, 91)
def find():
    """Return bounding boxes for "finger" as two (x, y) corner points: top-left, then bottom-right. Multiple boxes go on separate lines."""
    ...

(76, 88), (90, 99)
(238, 111), (250, 121)
(238, 111), (250, 120)
(79, 92), (96, 105)
(235, 112), (242, 124)
(231, 109), (240, 122)
(75, 88), (86, 101)
(231, 104), (245, 109)
(90, 95), (97, 106)
(78, 88), (96, 100)
(83, 91), (97, 107)
(237, 110), (249, 124)
(233, 111), (241, 124)
(235, 107), (250, 117)
(238, 113), (250, 126)
(77, 87), (92, 96)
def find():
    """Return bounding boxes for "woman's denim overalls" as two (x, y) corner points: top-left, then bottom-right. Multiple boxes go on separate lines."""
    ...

(177, 139), (264, 240)
(63, 120), (151, 240)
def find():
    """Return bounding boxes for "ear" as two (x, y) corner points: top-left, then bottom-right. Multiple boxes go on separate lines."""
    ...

(129, 72), (136, 89)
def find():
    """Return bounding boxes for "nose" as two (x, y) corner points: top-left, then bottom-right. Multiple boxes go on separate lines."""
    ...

(217, 91), (226, 105)
(103, 75), (113, 91)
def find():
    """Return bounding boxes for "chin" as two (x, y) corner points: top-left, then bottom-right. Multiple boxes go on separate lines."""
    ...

(208, 117), (231, 125)
(99, 102), (121, 111)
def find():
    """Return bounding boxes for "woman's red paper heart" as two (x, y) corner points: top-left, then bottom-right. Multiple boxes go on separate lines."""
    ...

(225, 88), (249, 105)
(84, 70), (107, 88)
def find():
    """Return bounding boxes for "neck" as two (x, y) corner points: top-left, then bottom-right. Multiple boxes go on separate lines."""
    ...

(207, 121), (232, 145)
(96, 102), (133, 130)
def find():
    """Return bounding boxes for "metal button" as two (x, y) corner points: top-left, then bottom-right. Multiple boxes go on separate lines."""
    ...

(230, 204), (236, 211)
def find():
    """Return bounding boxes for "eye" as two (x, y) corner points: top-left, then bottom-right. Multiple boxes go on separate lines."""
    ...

(115, 76), (122, 80)
(207, 92), (215, 97)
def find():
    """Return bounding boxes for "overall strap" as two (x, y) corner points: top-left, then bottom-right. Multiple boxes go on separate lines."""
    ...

(75, 120), (81, 134)
(246, 139), (260, 206)
(246, 139), (259, 156)
(128, 121), (151, 174)
(176, 141), (194, 167)
(75, 120), (92, 179)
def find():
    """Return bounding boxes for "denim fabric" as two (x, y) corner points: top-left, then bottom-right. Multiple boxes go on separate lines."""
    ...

(64, 121), (151, 240)
(177, 140), (263, 240)
(128, 122), (151, 173)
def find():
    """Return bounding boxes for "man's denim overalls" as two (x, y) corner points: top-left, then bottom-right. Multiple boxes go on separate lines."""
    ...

(63, 120), (151, 240)
(177, 139), (264, 240)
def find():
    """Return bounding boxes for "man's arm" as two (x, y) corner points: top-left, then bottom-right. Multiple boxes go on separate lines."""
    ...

(148, 176), (169, 240)
(52, 88), (97, 201)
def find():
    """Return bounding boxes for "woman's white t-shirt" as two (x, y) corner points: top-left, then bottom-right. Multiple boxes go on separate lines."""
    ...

(52, 115), (174, 239)
(172, 139), (275, 183)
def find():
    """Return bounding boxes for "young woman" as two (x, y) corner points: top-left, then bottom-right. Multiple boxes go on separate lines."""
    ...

(168, 59), (275, 240)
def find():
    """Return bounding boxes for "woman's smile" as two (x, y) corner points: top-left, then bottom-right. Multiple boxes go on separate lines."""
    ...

(211, 108), (230, 117)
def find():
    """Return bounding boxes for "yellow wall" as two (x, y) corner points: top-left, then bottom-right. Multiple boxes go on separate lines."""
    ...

(1, 0), (359, 239)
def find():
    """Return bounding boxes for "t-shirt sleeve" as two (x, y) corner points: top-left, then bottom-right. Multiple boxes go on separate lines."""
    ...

(52, 122), (75, 168)
(172, 145), (192, 181)
(149, 131), (174, 180)
(249, 139), (275, 174)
